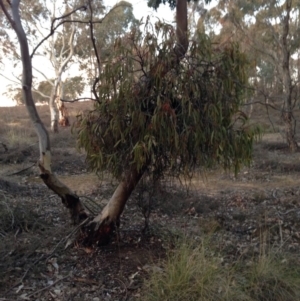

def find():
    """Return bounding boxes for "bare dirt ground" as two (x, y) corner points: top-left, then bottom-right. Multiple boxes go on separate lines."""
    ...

(0, 102), (300, 300)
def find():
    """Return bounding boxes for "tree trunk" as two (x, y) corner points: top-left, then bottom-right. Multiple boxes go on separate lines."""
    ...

(57, 83), (70, 127)
(58, 102), (70, 127)
(281, 0), (298, 152)
(85, 0), (189, 244)
(0, 0), (88, 224)
(49, 88), (59, 133)
(49, 11), (75, 132)
(85, 165), (145, 245)
(283, 111), (298, 152)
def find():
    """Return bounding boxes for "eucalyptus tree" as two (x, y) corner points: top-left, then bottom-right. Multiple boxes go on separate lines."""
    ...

(0, 0), (259, 246)
(202, 0), (300, 151)
(0, 1), (93, 130)
(6, 76), (85, 105)
(75, 1), (138, 100)
(76, 0), (259, 244)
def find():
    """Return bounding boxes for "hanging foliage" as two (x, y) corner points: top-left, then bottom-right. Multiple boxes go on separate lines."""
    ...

(76, 20), (261, 180)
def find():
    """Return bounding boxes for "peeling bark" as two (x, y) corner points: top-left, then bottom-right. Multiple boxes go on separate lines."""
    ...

(57, 85), (70, 127)
(49, 8), (75, 132)
(58, 102), (70, 127)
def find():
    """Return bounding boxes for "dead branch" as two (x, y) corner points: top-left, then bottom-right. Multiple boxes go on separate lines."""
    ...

(6, 163), (35, 176)
(31, 4), (88, 58)
(87, 0), (101, 102)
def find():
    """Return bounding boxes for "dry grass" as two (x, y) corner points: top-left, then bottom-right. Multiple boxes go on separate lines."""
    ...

(0, 102), (94, 152)
(143, 236), (300, 301)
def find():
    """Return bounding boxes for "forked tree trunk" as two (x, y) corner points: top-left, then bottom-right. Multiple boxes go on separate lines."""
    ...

(1, 0), (189, 245)
(0, 0), (88, 224)
(86, 0), (189, 244)
(282, 0), (298, 152)
(49, 11), (75, 132)
(84, 166), (145, 245)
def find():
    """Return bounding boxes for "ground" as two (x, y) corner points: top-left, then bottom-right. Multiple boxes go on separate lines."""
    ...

(0, 102), (300, 300)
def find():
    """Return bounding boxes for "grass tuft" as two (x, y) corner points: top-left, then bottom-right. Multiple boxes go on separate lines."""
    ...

(143, 237), (300, 301)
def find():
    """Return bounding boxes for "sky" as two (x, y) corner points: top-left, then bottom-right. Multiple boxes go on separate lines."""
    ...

(0, 0), (215, 107)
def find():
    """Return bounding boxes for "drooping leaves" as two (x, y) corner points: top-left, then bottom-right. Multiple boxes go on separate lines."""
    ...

(76, 20), (260, 180)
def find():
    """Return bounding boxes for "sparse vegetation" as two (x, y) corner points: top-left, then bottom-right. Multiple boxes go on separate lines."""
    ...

(1, 0), (300, 300)
(143, 237), (300, 301)
(0, 103), (300, 300)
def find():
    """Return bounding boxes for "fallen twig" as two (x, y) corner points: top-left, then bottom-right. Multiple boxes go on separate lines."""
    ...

(6, 163), (36, 176)
(45, 217), (90, 261)
(26, 274), (71, 298)
(73, 277), (99, 285)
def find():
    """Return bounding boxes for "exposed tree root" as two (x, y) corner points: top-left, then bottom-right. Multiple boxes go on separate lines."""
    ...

(83, 220), (116, 246)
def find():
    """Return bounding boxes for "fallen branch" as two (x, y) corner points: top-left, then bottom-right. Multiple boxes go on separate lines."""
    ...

(6, 163), (35, 176)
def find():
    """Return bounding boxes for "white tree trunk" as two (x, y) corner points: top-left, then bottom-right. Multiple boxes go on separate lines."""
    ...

(0, 0), (88, 223)
(50, 90), (59, 133)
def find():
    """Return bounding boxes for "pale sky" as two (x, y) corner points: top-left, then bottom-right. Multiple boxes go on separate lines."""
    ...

(0, 1), (215, 107)
(0, 0), (175, 107)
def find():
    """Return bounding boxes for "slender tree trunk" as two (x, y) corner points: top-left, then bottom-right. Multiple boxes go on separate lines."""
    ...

(0, 0), (88, 224)
(85, 165), (145, 245)
(49, 87), (59, 133)
(57, 83), (70, 127)
(49, 10), (75, 132)
(281, 0), (298, 152)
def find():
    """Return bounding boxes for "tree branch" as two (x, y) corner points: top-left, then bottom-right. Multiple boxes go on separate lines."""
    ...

(32, 66), (55, 85)
(61, 97), (97, 103)
(0, 72), (20, 85)
(0, 0), (14, 27)
(88, 0), (100, 102)
(30, 4), (88, 58)
(32, 87), (50, 99)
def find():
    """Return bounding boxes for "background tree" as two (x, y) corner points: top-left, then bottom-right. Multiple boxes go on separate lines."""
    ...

(201, 0), (300, 151)
(4, 75), (85, 105)
(76, 1), (138, 100)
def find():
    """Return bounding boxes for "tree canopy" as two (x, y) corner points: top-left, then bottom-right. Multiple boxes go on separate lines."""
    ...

(147, 0), (211, 10)
(76, 20), (260, 181)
